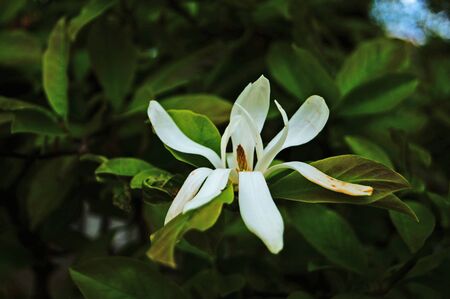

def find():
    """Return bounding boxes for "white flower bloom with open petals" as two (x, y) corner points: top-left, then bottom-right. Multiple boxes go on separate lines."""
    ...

(147, 75), (373, 254)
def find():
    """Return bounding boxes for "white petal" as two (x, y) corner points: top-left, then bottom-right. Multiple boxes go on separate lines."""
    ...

(231, 75), (270, 132)
(226, 153), (236, 169)
(148, 101), (222, 168)
(255, 101), (289, 172)
(183, 168), (231, 212)
(266, 161), (373, 196)
(220, 116), (241, 167)
(228, 76), (270, 170)
(239, 171), (284, 254)
(265, 95), (329, 154)
(164, 168), (212, 224)
(234, 103), (264, 160)
(226, 153), (239, 184)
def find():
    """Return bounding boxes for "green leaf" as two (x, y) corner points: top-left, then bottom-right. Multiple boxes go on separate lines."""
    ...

(428, 192), (450, 228)
(406, 249), (449, 279)
(161, 94), (232, 125)
(88, 18), (137, 110)
(267, 42), (339, 104)
(70, 257), (188, 299)
(95, 157), (154, 179)
(128, 44), (224, 113)
(336, 74), (418, 117)
(0, 96), (49, 113)
(80, 153), (108, 164)
(270, 155), (409, 204)
(147, 184), (234, 268)
(131, 169), (179, 204)
(27, 157), (77, 229)
(0, 96), (63, 135)
(165, 109), (221, 167)
(389, 201), (435, 253)
(68, 0), (118, 41)
(364, 109), (427, 137)
(369, 194), (418, 222)
(0, 30), (42, 67)
(344, 135), (393, 168)
(337, 38), (411, 95)
(43, 18), (70, 119)
(288, 204), (367, 274)
(130, 169), (172, 189)
(184, 269), (246, 298)
(11, 110), (65, 135)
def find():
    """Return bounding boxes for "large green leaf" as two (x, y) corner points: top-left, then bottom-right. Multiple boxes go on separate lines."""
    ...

(0, 96), (63, 136)
(88, 18), (137, 110)
(267, 42), (339, 104)
(0, 96), (51, 113)
(428, 192), (450, 228)
(184, 269), (246, 298)
(70, 257), (188, 299)
(43, 18), (70, 119)
(270, 155), (409, 204)
(11, 110), (65, 135)
(128, 44), (224, 113)
(336, 74), (418, 117)
(336, 39), (411, 95)
(95, 157), (154, 179)
(0, 30), (41, 67)
(164, 109), (222, 167)
(369, 194), (418, 222)
(389, 201), (435, 253)
(288, 204), (367, 274)
(68, 0), (118, 41)
(344, 135), (393, 168)
(147, 184), (234, 268)
(406, 249), (449, 279)
(161, 94), (232, 125)
(27, 157), (77, 229)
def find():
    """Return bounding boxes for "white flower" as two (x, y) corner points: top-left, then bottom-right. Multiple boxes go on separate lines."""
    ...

(147, 75), (373, 254)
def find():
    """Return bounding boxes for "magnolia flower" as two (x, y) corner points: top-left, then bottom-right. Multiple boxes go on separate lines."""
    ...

(147, 75), (373, 254)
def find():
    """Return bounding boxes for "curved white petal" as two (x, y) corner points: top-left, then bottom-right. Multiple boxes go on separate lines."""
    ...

(231, 75), (270, 132)
(234, 103), (264, 160)
(266, 161), (373, 196)
(226, 153), (239, 184)
(183, 168), (232, 212)
(265, 95), (329, 154)
(164, 168), (212, 224)
(221, 116), (241, 167)
(239, 171), (284, 254)
(226, 153), (236, 170)
(228, 76), (270, 170)
(148, 101), (222, 168)
(255, 101), (289, 172)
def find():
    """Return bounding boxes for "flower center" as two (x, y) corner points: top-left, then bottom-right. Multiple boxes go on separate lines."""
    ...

(236, 144), (249, 171)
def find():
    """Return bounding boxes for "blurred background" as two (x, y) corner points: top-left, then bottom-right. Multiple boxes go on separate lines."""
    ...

(0, 0), (449, 298)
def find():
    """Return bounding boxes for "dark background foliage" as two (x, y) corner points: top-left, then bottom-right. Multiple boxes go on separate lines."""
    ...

(0, 0), (449, 298)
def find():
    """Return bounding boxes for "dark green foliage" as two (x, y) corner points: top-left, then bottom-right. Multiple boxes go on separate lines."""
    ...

(0, 0), (449, 298)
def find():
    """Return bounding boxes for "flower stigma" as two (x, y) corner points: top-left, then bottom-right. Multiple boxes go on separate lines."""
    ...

(236, 144), (249, 171)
